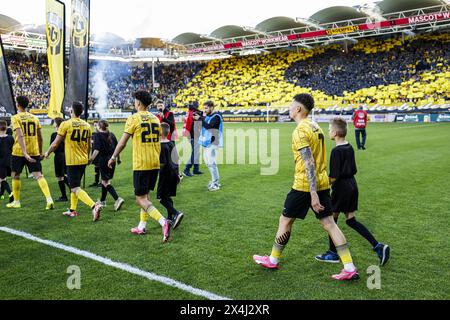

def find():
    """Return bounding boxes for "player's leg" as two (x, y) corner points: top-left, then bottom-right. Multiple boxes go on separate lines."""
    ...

(315, 190), (359, 280)
(56, 176), (68, 202)
(344, 212), (390, 266)
(132, 170), (170, 242)
(7, 156), (25, 208)
(315, 212), (341, 263)
(28, 156), (54, 209)
(320, 216), (359, 280)
(68, 165), (102, 221)
(253, 189), (310, 269)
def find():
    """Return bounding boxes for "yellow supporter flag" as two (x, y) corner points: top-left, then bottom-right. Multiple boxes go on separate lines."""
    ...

(46, 0), (65, 119)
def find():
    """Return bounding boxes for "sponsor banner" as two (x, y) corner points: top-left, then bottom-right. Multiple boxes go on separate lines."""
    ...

(278, 115), (292, 123)
(187, 10), (450, 54)
(63, 0), (90, 118)
(98, 111), (132, 119)
(222, 115), (278, 122)
(0, 37), (15, 118)
(326, 25), (360, 36)
(30, 109), (50, 115)
(393, 114), (450, 122)
(434, 113), (450, 122)
(46, 0), (66, 119)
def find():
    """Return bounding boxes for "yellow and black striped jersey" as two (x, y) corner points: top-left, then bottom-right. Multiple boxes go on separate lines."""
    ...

(124, 111), (161, 171)
(11, 112), (42, 157)
(292, 118), (330, 192)
(57, 118), (92, 166)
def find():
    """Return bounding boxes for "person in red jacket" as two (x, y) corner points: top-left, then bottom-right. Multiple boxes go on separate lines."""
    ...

(182, 102), (203, 177)
(156, 100), (178, 142)
(353, 105), (368, 150)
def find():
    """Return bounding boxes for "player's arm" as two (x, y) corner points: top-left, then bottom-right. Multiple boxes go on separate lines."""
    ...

(15, 127), (35, 163)
(299, 147), (324, 213)
(108, 133), (131, 168)
(89, 150), (99, 164)
(45, 135), (63, 158)
(37, 128), (43, 155)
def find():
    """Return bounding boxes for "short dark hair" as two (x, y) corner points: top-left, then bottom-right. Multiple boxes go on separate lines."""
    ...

(330, 117), (347, 137)
(54, 117), (64, 127)
(204, 100), (214, 108)
(293, 93), (314, 112)
(0, 120), (7, 131)
(161, 122), (170, 138)
(72, 101), (84, 117)
(17, 96), (29, 109)
(133, 90), (152, 107)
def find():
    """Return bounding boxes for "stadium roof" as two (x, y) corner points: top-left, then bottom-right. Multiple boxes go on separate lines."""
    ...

(255, 16), (306, 33)
(210, 25), (257, 39)
(377, 0), (444, 14)
(172, 32), (211, 45)
(310, 6), (368, 23)
(172, 0), (449, 45)
(0, 14), (21, 34)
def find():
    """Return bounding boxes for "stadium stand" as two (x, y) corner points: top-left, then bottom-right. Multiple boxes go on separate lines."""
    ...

(3, 32), (449, 112)
(175, 32), (450, 110)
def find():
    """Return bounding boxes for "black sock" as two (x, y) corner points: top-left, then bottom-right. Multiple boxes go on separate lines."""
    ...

(101, 186), (107, 202)
(58, 180), (67, 198)
(0, 180), (5, 196)
(95, 168), (100, 184)
(63, 176), (70, 187)
(160, 197), (177, 220)
(329, 215), (339, 253)
(346, 217), (379, 248)
(1, 180), (12, 196)
(106, 185), (119, 201)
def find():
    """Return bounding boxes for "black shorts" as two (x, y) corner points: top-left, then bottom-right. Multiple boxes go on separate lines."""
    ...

(157, 171), (178, 199)
(11, 156), (42, 175)
(0, 165), (11, 179)
(134, 170), (159, 196)
(282, 189), (333, 220)
(331, 178), (358, 213)
(54, 153), (67, 177)
(99, 158), (115, 181)
(66, 165), (86, 189)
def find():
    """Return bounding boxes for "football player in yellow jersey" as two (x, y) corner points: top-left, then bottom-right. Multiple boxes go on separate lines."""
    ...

(253, 94), (359, 281)
(6, 96), (54, 210)
(44, 102), (103, 221)
(108, 90), (170, 243)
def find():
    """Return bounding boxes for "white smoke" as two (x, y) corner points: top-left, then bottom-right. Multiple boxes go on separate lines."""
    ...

(92, 61), (109, 117)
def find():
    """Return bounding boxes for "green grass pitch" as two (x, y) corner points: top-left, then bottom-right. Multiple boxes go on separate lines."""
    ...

(0, 122), (449, 299)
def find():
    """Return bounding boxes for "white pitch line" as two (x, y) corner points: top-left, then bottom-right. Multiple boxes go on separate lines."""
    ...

(0, 226), (231, 300)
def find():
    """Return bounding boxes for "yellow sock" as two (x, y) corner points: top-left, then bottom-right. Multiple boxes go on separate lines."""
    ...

(70, 192), (78, 211)
(270, 243), (284, 260)
(12, 179), (20, 202)
(147, 206), (165, 226)
(76, 189), (95, 208)
(37, 177), (52, 200)
(140, 209), (149, 222)
(336, 243), (353, 265)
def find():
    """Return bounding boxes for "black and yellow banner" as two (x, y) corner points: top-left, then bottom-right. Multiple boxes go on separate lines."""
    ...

(63, 0), (90, 118)
(46, 0), (65, 119)
(0, 37), (15, 119)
